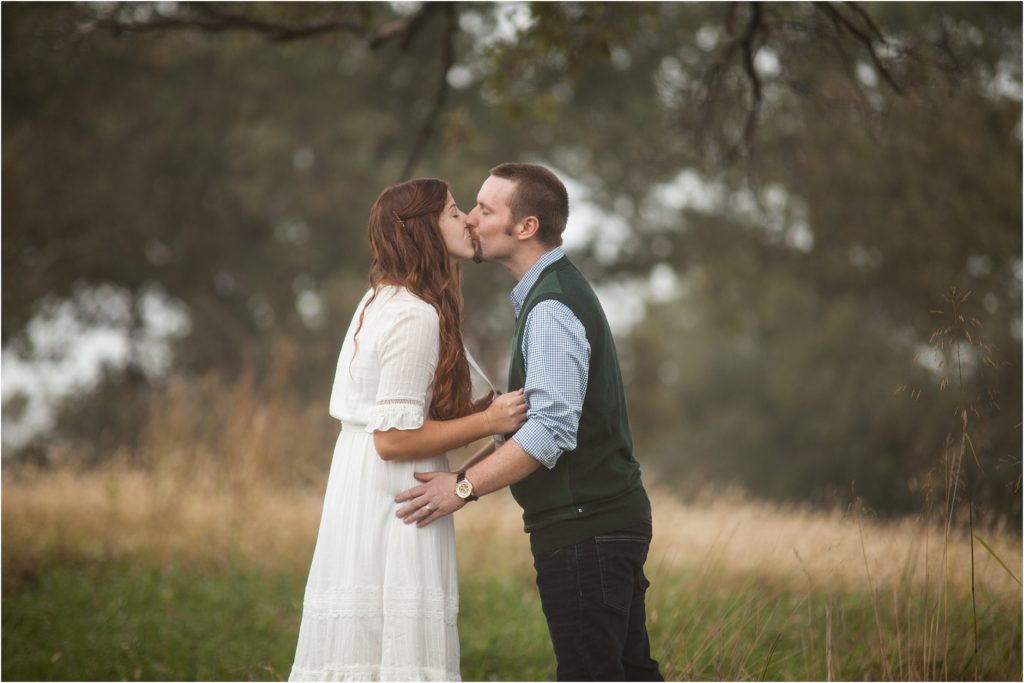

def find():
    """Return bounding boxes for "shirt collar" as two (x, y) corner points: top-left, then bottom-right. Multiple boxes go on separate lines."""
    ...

(511, 247), (565, 317)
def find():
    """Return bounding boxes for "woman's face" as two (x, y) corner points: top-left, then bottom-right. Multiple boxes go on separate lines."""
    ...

(437, 191), (474, 262)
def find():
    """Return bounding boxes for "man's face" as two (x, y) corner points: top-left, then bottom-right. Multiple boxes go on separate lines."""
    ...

(465, 175), (519, 264)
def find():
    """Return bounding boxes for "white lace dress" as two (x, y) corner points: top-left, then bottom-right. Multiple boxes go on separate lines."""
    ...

(290, 286), (492, 682)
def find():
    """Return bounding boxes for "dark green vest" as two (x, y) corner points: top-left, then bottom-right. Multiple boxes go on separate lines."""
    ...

(508, 256), (651, 555)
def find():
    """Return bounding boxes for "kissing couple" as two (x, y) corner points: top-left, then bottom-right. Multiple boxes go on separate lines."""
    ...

(289, 163), (663, 682)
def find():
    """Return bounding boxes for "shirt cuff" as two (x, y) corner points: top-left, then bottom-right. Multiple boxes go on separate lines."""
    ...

(511, 419), (562, 470)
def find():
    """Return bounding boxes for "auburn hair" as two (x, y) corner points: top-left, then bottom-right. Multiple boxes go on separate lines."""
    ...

(355, 178), (472, 421)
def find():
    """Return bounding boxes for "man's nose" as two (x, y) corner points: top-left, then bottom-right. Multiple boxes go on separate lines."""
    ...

(465, 211), (478, 228)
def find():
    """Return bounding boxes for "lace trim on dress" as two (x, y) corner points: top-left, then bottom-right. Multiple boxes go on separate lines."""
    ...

(364, 399), (425, 433)
(290, 663), (460, 682)
(302, 585), (459, 624)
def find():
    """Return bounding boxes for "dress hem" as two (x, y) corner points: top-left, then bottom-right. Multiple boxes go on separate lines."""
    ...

(289, 664), (460, 682)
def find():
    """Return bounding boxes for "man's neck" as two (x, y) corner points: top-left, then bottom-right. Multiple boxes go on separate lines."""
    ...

(505, 244), (556, 281)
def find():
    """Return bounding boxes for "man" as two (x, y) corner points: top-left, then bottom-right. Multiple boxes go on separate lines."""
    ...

(395, 163), (663, 682)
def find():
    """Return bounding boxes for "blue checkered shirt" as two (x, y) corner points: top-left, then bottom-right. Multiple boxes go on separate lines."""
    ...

(509, 248), (590, 470)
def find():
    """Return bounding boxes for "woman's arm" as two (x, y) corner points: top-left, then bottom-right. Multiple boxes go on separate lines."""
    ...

(374, 390), (524, 462)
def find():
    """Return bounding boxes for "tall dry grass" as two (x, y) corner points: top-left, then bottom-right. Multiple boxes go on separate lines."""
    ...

(5, 461), (1018, 598)
(3, 365), (1021, 680)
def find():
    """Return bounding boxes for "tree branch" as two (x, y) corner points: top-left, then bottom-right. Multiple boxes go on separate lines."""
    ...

(826, 18), (874, 115)
(694, 2), (766, 163)
(740, 2), (764, 105)
(96, 2), (457, 181)
(192, 4), (366, 43)
(815, 2), (903, 94)
(98, 2), (437, 50)
(400, 4), (457, 180)
(739, 2), (764, 153)
(843, 1), (887, 44)
(100, 6), (362, 43)
(370, 3), (444, 50)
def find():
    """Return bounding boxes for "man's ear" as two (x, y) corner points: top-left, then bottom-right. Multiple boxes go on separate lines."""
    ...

(515, 216), (541, 241)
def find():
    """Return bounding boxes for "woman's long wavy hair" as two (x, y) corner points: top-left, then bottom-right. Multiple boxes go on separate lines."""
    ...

(355, 178), (472, 421)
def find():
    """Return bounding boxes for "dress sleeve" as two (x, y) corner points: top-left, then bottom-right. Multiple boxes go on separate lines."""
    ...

(365, 299), (440, 433)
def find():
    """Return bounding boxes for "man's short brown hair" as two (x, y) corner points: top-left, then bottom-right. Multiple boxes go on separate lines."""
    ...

(490, 163), (569, 248)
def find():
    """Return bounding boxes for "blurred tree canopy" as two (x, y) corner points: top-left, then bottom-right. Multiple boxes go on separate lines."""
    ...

(3, 2), (1021, 520)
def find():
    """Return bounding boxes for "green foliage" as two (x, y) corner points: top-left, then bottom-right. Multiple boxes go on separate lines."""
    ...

(627, 272), (934, 512)
(2, 2), (1020, 517)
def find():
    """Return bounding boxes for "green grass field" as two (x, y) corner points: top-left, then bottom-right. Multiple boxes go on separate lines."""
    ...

(2, 467), (1020, 681)
(3, 555), (1019, 681)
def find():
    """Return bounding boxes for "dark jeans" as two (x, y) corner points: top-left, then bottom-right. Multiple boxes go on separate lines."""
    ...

(532, 520), (664, 682)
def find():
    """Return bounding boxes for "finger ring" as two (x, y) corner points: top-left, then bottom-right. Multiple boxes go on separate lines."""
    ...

(424, 504), (431, 513)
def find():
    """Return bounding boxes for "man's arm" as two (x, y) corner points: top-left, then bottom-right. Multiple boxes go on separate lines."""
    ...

(457, 439), (497, 473)
(395, 438), (541, 527)
(506, 300), (590, 469)
(465, 438), (541, 493)
(395, 300), (589, 526)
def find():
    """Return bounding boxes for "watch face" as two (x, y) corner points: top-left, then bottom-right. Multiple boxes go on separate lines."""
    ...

(456, 479), (473, 499)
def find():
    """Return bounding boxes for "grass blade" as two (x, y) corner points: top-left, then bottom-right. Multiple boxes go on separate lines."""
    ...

(974, 534), (1022, 586)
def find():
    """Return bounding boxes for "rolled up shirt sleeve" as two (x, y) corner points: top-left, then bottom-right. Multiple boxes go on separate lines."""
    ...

(511, 300), (590, 469)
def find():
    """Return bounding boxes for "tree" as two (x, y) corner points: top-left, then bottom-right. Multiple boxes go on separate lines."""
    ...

(3, 2), (1020, 518)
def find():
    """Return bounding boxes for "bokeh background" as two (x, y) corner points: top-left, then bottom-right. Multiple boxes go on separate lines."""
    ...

(2, 2), (1021, 681)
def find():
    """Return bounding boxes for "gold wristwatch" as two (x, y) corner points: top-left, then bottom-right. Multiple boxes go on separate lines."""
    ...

(455, 471), (478, 502)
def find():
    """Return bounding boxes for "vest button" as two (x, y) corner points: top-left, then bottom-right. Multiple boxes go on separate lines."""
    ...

(577, 507), (584, 513)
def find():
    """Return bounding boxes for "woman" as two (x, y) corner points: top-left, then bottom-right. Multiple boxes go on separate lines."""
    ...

(289, 178), (525, 681)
